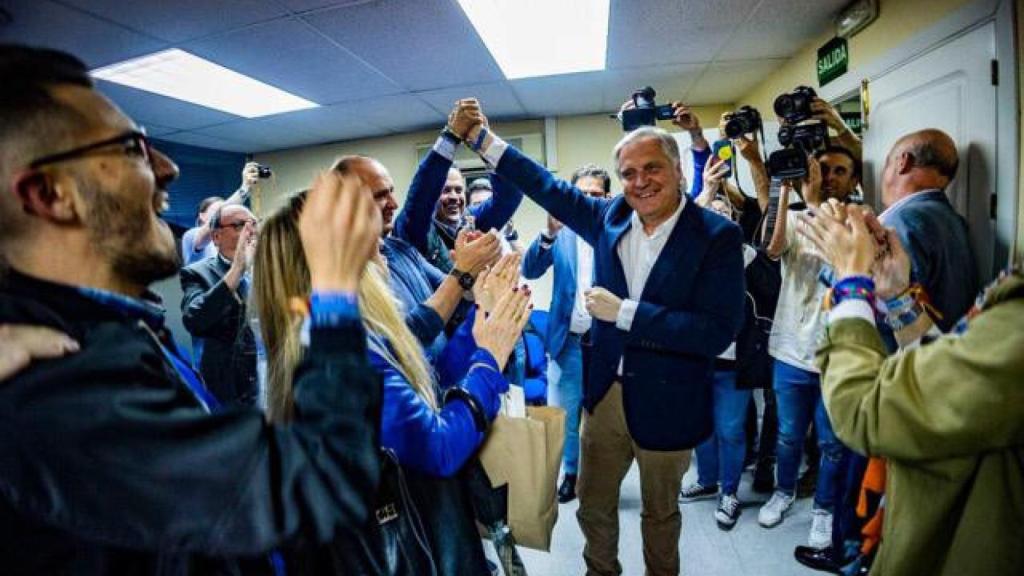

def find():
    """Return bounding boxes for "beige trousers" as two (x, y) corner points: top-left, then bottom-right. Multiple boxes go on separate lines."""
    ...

(576, 382), (691, 576)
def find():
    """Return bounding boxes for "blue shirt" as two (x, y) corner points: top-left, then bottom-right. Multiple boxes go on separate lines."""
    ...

(180, 226), (218, 267)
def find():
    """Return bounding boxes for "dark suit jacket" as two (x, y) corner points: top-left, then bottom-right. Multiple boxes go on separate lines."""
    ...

(495, 146), (745, 450)
(180, 255), (258, 407)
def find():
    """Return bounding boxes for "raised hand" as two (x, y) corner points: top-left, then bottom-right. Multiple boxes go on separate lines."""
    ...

(701, 157), (729, 201)
(472, 285), (532, 371)
(0, 324), (79, 382)
(448, 98), (486, 140)
(670, 101), (701, 132)
(811, 98), (848, 135)
(734, 132), (761, 162)
(802, 153), (823, 205)
(241, 161), (260, 190)
(796, 202), (877, 279)
(864, 213), (912, 299)
(452, 228), (501, 276)
(300, 171), (381, 293)
(472, 253), (522, 315)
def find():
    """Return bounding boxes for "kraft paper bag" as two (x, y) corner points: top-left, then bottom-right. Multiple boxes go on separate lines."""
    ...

(478, 405), (566, 551)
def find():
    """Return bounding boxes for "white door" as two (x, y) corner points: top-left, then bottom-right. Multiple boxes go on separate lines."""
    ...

(861, 22), (997, 280)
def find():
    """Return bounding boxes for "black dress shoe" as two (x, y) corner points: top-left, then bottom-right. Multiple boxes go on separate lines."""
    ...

(794, 545), (840, 574)
(557, 474), (577, 503)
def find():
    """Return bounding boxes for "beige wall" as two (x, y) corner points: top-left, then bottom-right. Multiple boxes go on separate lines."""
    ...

(1018, 0), (1023, 261)
(253, 106), (731, 306)
(739, 0), (977, 113)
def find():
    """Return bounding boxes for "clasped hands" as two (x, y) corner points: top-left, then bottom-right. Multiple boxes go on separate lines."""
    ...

(796, 199), (911, 299)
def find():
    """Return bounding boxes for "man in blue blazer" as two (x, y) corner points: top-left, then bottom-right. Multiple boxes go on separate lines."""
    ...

(522, 164), (612, 504)
(454, 99), (745, 576)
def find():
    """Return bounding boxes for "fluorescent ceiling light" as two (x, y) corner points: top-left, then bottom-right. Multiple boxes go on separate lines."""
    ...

(457, 0), (609, 79)
(92, 49), (318, 118)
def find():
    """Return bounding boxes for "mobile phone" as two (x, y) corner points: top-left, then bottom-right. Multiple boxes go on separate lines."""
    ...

(712, 139), (734, 177)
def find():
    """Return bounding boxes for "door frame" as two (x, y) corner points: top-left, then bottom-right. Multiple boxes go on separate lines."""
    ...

(817, 0), (1018, 275)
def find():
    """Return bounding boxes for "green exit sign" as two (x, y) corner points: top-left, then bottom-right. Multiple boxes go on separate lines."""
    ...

(817, 37), (849, 87)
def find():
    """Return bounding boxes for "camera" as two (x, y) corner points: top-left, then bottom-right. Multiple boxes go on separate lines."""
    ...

(723, 106), (762, 139)
(777, 121), (829, 153)
(620, 86), (676, 132)
(774, 85), (818, 125)
(256, 164), (272, 179)
(767, 120), (830, 180)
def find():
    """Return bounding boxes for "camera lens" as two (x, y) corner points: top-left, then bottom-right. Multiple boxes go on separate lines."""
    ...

(774, 94), (795, 119)
(724, 118), (743, 139)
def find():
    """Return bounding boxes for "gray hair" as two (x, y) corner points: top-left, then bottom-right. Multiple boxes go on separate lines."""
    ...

(611, 126), (682, 179)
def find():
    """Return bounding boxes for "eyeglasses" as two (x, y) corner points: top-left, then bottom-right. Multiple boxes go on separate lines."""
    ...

(29, 129), (151, 169)
(216, 219), (258, 231)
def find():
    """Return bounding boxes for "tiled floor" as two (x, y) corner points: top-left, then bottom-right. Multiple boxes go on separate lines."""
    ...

(485, 461), (821, 576)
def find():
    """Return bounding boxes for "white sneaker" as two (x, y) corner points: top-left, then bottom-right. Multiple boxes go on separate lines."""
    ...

(757, 491), (795, 528)
(808, 508), (833, 549)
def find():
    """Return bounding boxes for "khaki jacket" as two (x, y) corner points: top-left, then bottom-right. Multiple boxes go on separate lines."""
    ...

(818, 273), (1024, 575)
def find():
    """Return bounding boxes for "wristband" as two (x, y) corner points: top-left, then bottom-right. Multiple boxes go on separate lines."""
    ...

(471, 126), (489, 152)
(443, 387), (489, 432)
(883, 284), (941, 331)
(825, 275), (877, 310)
(440, 126), (461, 144)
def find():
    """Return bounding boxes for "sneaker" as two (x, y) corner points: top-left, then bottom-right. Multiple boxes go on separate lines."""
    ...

(715, 494), (741, 530)
(757, 491), (795, 528)
(808, 508), (833, 549)
(679, 482), (718, 502)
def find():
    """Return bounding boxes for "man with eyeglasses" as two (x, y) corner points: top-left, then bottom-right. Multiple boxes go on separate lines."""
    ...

(0, 44), (384, 573)
(180, 204), (260, 406)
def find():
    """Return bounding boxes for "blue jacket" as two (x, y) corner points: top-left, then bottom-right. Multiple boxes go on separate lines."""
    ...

(381, 235), (447, 359)
(494, 146), (745, 450)
(522, 228), (582, 360)
(372, 309), (508, 478)
(394, 148), (524, 272)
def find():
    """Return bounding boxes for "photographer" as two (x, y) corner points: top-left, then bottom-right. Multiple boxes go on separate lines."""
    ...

(758, 141), (860, 549)
(180, 161), (262, 267)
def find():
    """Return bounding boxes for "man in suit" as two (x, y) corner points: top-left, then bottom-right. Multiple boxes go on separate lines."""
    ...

(180, 204), (259, 407)
(453, 98), (744, 576)
(522, 164), (612, 504)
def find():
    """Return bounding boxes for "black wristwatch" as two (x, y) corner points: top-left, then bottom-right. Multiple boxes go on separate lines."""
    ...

(440, 126), (462, 144)
(449, 267), (476, 290)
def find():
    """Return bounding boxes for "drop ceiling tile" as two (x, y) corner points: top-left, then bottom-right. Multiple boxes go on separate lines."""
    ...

(182, 18), (401, 105)
(607, 0), (732, 68)
(158, 131), (254, 153)
(58, 0), (288, 43)
(417, 83), (526, 120)
(511, 72), (607, 117)
(192, 105), (385, 151)
(305, 0), (505, 91)
(279, 0), (368, 12)
(685, 59), (787, 105)
(2, 0), (164, 68)
(97, 80), (241, 131)
(327, 95), (445, 133)
(596, 63), (706, 110)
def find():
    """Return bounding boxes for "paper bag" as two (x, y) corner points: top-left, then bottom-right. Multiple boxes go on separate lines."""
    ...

(478, 405), (565, 551)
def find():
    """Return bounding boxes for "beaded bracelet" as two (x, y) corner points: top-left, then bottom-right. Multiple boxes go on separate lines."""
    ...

(825, 275), (877, 310)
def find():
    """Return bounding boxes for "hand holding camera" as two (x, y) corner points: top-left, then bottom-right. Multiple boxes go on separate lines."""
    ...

(701, 156), (729, 201)
(669, 102), (701, 133)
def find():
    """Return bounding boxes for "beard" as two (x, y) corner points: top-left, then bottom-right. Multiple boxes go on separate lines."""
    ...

(82, 175), (182, 288)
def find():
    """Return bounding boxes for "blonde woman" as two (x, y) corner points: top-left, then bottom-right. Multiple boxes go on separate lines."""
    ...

(254, 187), (530, 574)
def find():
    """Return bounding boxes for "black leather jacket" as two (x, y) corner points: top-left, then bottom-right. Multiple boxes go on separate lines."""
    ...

(0, 270), (382, 575)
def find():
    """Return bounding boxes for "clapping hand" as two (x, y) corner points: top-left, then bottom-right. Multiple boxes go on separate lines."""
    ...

(473, 253), (522, 315)
(585, 287), (622, 322)
(472, 283), (532, 371)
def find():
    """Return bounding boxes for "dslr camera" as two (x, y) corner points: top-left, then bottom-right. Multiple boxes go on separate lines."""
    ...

(620, 86), (676, 132)
(767, 121), (829, 180)
(256, 164), (273, 179)
(723, 106), (762, 139)
(774, 85), (818, 125)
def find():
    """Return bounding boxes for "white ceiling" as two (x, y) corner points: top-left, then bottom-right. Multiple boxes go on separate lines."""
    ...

(1, 0), (848, 153)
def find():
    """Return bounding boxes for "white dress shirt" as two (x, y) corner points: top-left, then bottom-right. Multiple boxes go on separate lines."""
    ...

(570, 234), (595, 334)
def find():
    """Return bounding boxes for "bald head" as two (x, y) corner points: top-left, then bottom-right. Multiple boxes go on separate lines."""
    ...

(332, 154), (398, 236)
(211, 205), (256, 261)
(881, 129), (959, 206)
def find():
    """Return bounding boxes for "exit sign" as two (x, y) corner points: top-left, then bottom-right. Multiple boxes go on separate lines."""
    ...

(817, 37), (849, 87)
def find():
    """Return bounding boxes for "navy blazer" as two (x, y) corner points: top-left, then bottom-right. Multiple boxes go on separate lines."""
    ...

(522, 227), (581, 360)
(495, 146), (745, 450)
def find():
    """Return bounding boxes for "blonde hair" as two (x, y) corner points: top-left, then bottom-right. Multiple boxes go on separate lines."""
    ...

(253, 190), (436, 423)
